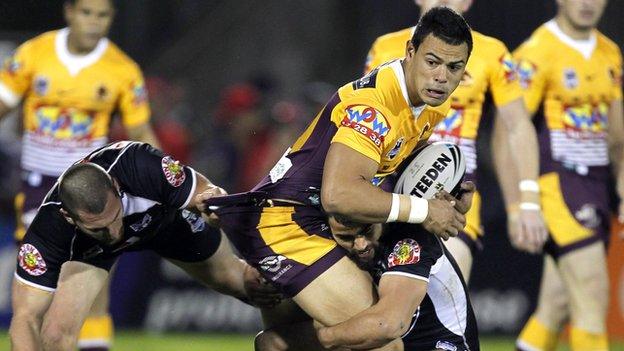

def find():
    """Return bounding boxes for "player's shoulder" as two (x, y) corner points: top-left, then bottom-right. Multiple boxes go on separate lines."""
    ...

(15, 30), (57, 55)
(101, 40), (142, 73)
(514, 24), (553, 58)
(424, 99), (451, 119)
(472, 30), (508, 53)
(373, 27), (413, 49)
(595, 30), (622, 59)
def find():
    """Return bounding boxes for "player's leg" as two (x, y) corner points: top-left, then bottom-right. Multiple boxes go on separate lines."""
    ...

(77, 277), (114, 351)
(558, 241), (609, 351)
(516, 255), (568, 351)
(443, 237), (472, 281)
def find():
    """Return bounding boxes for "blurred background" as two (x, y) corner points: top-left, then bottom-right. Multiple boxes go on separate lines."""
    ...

(0, 0), (623, 348)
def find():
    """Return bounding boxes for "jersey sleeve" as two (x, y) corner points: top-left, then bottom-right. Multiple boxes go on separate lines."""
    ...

(331, 102), (393, 164)
(610, 47), (623, 101)
(382, 225), (443, 282)
(0, 40), (35, 108)
(513, 42), (549, 115)
(117, 63), (151, 128)
(15, 206), (78, 291)
(114, 143), (196, 209)
(488, 43), (523, 107)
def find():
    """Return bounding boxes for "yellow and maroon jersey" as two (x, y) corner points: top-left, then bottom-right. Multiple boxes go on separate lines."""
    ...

(514, 20), (623, 173)
(365, 29), (522, 179)
(254, 60), (450, 203)
(0, 28), (150, 177)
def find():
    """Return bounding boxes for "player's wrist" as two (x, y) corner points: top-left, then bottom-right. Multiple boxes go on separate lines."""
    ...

(386, 194), (428, 224)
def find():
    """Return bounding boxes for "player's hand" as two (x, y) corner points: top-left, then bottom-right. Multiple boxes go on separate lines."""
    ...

(243, 265), (283, 308)
(508, 207), (548, 254)
(195, 185), (227, 226)
(434, 181), (476, 215)
(422, 198), (465, 241)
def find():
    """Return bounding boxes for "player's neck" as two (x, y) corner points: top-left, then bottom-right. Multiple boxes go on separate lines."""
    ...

(66, 32), (96, 55)
(554, 16), (593, 41)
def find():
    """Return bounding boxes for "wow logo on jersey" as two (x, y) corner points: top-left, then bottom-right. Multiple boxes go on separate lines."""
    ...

(433, 107), (464, 139)
(388, 238), (421, 268)
(562, 102), (608, 136)
(499, 53), (517, 83)
(517, 59), (537, 89)
(342, 105), (391, 147)
(33, 106), (95, 140)
(18, 244), (47, 276)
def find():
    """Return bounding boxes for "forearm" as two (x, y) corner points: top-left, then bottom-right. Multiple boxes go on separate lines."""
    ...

(322, 177), (394, 223)
(208, 258), (248, 300)
(318, 311), (402, 349)
(9, 316), (43, 351)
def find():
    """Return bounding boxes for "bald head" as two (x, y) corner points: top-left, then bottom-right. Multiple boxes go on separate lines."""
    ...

(58, 163), (117, 219)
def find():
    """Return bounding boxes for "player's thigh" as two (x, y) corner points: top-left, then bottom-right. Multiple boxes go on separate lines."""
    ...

(534, 255), (569, 327)
(86, 263), (117, 316)
(558, 241), (608, 307)
(443, 236), (473, 282)
(293, 255), (376, 327)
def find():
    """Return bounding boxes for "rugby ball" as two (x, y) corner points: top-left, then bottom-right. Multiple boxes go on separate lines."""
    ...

(393, 142), (466, 199)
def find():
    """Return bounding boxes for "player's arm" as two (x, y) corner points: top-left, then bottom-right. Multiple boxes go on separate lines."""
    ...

(318, 274), (426, 349)
(9, 279), (53, 351)
(322, 142), (465, 239)
(126, 122), (161, 149)
(608, 98), (624, 222)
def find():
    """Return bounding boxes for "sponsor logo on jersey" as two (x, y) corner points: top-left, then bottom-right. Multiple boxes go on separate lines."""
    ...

(517, 60), (537, 89)
(161, 156), (186, 187)
(562, 102), (608, 136)
(387, 238), (421, 268)
(563, 68), (579, 89)
(259, 255), (294, 281)
(34, 75), (49, 96)
(33, 106), (95, 140)
(433, 107), (463, 138)
(130, 213), (153, 232)
(181, 209), (205, 233)
(18, 243), (47, 276)
(575, 204), (601, 229)
(386, 137), (404, 160)
(342, 105), (390, 147)
(435, 341), (458, 351)
(499, 53), (517, 83)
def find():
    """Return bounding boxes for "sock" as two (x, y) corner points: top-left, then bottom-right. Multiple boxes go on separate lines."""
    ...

(516, 316), (559, 351)
(78, 314), (113, 351)
(570, 326), (608, 351)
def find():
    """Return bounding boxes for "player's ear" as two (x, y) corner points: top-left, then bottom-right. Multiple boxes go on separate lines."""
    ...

(405, 40), (416, 59)
(63, 1), (74, 23)
(59, 208), (75, 225)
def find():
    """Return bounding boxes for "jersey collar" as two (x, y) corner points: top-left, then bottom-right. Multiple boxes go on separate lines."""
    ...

(55, 27), (109, 76)
(545, 19), (596, 60)
(389, 59), (426, 118)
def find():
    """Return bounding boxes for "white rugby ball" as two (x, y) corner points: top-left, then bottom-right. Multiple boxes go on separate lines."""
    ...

(393, 142), (466, 199)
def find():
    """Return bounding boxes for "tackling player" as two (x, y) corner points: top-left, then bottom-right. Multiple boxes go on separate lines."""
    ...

(206, 8), (473, 351)
(365, 0), (547, 281)
(507, 0), (624, 350)
(0, 0), (159, 349)
(9, 141), (280, 351)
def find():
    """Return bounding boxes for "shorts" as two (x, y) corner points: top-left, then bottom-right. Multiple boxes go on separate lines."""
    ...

(215, 200), (345, 297)
(539, 171), (610, 258)
(15, 171), (59, 242)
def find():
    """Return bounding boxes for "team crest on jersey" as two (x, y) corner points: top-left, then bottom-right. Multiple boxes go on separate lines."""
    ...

(342, 105), (390, 147)
(161, 156), (186, 187)
(5, 55), (21, 74)
(387, 238), (421, 268)
(132, 81), (148, 106)
(386, 137), (404, 160)
(517, 60), (537, 89)
(499, 53), (517, 83)
(96, 85), (109, 100)
(34, 76), (49, 96)
(562, 103), (608, 135)
(563, 68), (579, 89)
(18, 244), (47, 276)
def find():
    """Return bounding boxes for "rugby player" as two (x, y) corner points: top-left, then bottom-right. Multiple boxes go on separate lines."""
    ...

(0, 0), (159, 349)
(206, 7), (473, 350)
(9, 141), (279, 351)
(506, 0), (623, 350)
(365, 0), (547, 281)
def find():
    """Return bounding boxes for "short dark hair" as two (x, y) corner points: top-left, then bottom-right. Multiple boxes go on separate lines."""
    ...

(58, 163), (117, 219)
(411, 7), (473, 58)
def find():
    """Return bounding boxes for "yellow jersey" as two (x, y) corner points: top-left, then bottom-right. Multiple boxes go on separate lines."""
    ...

(514, 20), (622, 171)
(0, 28), (150, 176)
(365, 29), (522, 178)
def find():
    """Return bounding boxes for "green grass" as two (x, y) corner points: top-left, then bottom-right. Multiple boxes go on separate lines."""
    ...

(1, 331), (623, 350)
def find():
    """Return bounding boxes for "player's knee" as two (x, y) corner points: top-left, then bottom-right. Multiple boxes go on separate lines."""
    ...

(254, 329), (289, 351)
(41, 324), (76, 350)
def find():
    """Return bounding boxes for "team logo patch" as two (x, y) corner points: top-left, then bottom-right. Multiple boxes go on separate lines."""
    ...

(132, 81), (148, 106)
(342, 105), (391, 147)
(161, 156), (186, 187)
(34, 76), (49, 96)
(562, 102), (608, 135)
(96, 84), (109, 100)
(563, 68), (579, 89)
(387, 238), (421, 268)
(259, 255), (287, 273)
(435, 341), (457, 351)
(5, 55), (21, 74)
(499, 53), (517, 83)
(34, 106), (95, 140)
(434, 107), (464, 139)
(18, 244), (47, 276)
(181, 209), (206, 233)
(386, 137), (404, 160)
(517, 59), (537, 89)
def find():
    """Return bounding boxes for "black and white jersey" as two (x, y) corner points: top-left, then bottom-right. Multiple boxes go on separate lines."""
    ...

(370, 223), (480, 351)
(15, 141), (221, 292)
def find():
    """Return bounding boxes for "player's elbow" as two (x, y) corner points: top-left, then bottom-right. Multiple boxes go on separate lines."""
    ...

(366, 315), (410, 346)
(321, 184), (354, 217)
(41, 322), (78, 351)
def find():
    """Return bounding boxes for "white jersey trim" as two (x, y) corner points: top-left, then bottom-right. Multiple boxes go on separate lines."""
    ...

(14, 272), (56, 292)
(382, 271), (429, 283)
(545, 20), (596, 60)
(56, 28), (109, 76)
(390, 60), (426, 118)
(0, 81), (20, 108)
(516, 340), (542, 351)
(180, 167), (197, 209)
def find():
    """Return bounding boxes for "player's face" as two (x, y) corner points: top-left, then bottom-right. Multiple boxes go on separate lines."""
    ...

(65, 0), (114, 52)
(74, 190), (124, 246)
(403, 34), (468, 107)
(330, 218), (382, 266)
(415, 0), (473, 14)
(558, 0), (607, 30)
